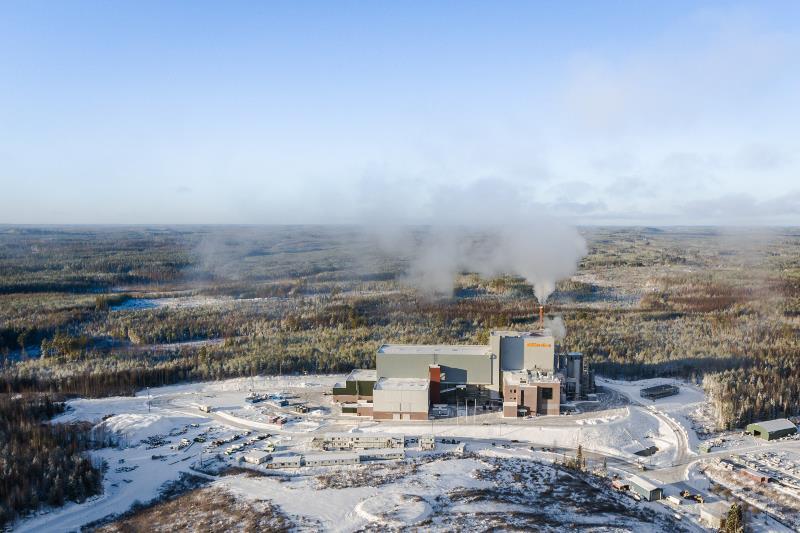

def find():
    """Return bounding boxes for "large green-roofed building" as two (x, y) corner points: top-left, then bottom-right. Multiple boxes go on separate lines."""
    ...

(745, 419), (797, 441)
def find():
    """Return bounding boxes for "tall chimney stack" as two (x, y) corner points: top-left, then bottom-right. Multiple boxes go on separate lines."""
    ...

(539, 305), (544, 328)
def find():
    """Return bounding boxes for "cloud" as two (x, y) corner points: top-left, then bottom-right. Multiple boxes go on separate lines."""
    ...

(682, 191), (800, 223)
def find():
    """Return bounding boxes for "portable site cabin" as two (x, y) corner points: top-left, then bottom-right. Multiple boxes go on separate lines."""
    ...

(268, 454), (302, 468)
(419, 435), (436, 451)
(745, 419), (797, 441)
(356, 448), (405, 461)
(303, 452), (360, 467)
(318, 432), (405, 451)
(627, 475), (663, 501)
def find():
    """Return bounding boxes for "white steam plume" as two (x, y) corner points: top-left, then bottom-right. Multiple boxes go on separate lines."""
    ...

(365, 178), (587, 302)
(544, 315), (566, 340)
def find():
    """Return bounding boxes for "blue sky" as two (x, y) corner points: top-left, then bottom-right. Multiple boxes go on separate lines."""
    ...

(1, 1), (799, 225)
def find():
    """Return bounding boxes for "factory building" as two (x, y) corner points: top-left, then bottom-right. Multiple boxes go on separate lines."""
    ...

(372, 378), (430, 420)
(332, 324), (591, 419)
(746, 418), (797, 441)
(332, 369), (377, 402)
(502, 369), (561, 416)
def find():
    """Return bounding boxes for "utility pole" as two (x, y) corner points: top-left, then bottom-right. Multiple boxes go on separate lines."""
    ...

(147, 387), (151, 413)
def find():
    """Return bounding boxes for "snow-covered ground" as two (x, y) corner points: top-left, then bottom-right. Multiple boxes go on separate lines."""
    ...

(14, 373), (790, 532)
(598, 377), (708, 454)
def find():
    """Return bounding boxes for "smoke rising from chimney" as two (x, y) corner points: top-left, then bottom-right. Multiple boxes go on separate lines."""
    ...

(365, 178), (587, 303)
(544, 315), (566, 340)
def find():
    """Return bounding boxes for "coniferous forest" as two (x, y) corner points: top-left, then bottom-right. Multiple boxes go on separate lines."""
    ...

(0, 394), (103, 526)
(1, 224), (799, 521)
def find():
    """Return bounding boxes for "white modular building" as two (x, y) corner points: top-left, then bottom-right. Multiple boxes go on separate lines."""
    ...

(268, 454), (302, 468)
(303, 452), (360, 467)
(356, 448), (406, 461)
(316, 432), (405, 450)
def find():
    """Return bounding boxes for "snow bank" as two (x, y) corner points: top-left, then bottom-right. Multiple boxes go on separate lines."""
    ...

(354, 493), (432, 527)
(94, 413), (196, 445)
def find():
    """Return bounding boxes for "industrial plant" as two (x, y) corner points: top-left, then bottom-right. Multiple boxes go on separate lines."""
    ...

(333, 308), (594, 420)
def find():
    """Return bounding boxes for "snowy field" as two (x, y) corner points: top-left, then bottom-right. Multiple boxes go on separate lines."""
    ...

(12, 374), (797, 532)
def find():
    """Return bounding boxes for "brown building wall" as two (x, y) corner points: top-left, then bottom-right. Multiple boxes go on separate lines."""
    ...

(357, 405), (374, 417)
(503, 404), (519, 417)
(503, 381), (518, 402)
(333, 394), (358, 403)
(521, 384), (538, 413)
(538, 382), (560, 415)
(429, 365), (441, 404)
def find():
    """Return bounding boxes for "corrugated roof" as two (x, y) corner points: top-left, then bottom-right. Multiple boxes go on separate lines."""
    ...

(378, 344), (492, 356)
(750, 418), (796, 433)
(374, 377), (429, 391)
(628, 475), (659, 493)
(356, 448), (405, 457)
(322, 432), (404, 439)
(244, 450), (271, 460)
(345, 369), (377, 381)
(270, 454), (301, 463)
(491, 329), (553, 338)
(304, 452), (359, 462)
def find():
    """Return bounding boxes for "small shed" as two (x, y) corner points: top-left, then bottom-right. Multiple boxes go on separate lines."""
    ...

(611, 479), (629, 491)
(745, 419), (797, 441)
(627, 475), (663, 501)
(700, 501), (729, 529)
(419, 435), (436, 451)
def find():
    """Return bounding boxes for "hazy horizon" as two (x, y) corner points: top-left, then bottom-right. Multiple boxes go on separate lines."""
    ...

(2, 1), (799, 226)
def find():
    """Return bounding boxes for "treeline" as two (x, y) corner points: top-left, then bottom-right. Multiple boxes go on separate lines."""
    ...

(2, 226), (800, 433)
(0, 394), (104, 527)
(704, 365), (800, 429)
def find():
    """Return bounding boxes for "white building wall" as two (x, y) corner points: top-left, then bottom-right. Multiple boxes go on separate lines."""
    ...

(373, 387), (429, 414)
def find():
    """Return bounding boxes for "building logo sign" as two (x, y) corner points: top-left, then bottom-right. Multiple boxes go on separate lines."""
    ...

(525, 342), (552, 348)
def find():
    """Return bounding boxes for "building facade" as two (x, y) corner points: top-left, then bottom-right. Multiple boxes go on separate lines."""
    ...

(332, 328), (589, 419)
(745, 419), (797, 440)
